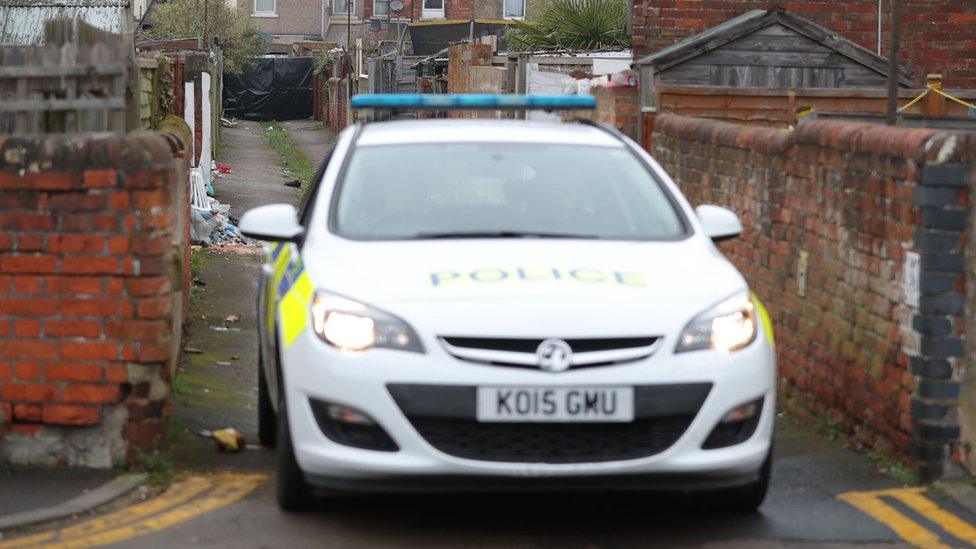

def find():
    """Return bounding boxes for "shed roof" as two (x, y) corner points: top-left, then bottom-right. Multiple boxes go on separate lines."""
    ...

(0, 0), (129, 45)
(634, 8), (913, 87)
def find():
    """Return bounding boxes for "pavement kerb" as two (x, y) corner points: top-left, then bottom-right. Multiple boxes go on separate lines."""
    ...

(0, 473), (147, 532)
(932, 478), (976, 517)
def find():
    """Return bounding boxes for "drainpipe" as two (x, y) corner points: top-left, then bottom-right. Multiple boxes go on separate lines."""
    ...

(877, 0), (882, 55)
(321, 0), (326, 39)
(885, 0), (902, 125)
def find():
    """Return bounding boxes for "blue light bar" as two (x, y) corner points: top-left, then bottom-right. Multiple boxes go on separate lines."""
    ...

(350, 93), (596, 111)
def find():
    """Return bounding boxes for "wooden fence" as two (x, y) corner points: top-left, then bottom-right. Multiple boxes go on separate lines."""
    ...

(651, 83), (976, 128)
(0, 42), (127, 134)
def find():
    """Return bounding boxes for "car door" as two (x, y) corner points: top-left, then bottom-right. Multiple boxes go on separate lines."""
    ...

(258, 147), (335, 411)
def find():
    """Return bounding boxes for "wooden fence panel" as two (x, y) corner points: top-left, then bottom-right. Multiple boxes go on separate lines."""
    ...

(655, 85), (976, 128)
(0, 43), (127, 134)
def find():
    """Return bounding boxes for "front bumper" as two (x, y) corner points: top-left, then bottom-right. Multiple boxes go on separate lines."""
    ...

(282, 327), (775, 490)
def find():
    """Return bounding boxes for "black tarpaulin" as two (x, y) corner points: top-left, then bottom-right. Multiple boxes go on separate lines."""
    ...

(223, 57), (314, 120)
(408, 21), (512, 56)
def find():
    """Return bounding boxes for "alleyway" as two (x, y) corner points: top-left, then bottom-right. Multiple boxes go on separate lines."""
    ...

(4, 120), (976, 549)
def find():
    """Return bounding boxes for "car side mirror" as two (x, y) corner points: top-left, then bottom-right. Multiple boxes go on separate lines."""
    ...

(239, 204), (304, 243)
(696, 205), (742, 242)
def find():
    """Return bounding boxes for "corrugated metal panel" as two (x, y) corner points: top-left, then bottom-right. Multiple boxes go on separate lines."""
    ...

(0, 0), (128, 44)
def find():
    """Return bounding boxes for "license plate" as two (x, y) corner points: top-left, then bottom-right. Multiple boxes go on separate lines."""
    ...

(476, 386), (634, 422)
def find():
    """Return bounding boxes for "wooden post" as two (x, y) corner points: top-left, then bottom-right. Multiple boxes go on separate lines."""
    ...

(885, 0), (902, 126)
(924, 73), (945, 118)
(787, 89), (797, 126)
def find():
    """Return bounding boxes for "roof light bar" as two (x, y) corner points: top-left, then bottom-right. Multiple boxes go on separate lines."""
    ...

(350, 94), (596, 111)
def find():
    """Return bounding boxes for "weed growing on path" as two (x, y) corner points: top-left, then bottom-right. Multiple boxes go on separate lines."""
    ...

(136, 448), (175, 486)
(262, 120), (315, 193)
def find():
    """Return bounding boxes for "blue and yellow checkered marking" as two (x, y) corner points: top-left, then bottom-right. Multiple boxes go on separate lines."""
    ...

(269, 243), (315, 348)
(751, 293), (774, 348)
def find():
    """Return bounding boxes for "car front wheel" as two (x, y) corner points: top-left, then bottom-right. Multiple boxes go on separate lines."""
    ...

(275, 389), (314, 511)
(257, 360), (276, 447)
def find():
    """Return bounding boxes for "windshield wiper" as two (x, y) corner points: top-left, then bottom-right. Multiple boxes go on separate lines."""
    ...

(412, 230), (602, 240)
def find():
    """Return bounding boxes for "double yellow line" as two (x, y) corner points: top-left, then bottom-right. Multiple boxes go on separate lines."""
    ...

(0, 474), (265, 549)
(839, 487), (976, 548)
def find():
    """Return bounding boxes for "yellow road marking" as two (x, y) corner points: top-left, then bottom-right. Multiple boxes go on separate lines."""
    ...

(0, 474), (264, 549)
(46, 474), (264, 549)
(885, 488), (976, 546)
(838, 488), (971, 549)
(0, 477), (213, 549)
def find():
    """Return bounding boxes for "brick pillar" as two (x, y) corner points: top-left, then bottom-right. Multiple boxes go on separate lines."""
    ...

(0, 131), (190, 467)
(911, 161), (970, 481)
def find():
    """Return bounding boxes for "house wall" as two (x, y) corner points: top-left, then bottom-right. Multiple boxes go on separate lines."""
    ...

(241, 0), (325, 38)
(631, 0), (976, 88)
(650, 114), (975, 480)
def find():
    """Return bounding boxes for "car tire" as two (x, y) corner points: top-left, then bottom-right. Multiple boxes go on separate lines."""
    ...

(257, 362), (276, 447)
(710, 449), (772, 513)
(276, 395), (314, 511)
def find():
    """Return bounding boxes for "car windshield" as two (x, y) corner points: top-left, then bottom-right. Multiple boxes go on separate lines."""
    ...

(332, 142), (687, 240)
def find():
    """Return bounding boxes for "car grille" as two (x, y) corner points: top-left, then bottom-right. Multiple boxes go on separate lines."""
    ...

(407, 417), (694, 463)
(439, 336), (661, 369)
(388, 383), (711, 464)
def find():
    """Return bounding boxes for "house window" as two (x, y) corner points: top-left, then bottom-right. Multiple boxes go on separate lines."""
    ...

(373, 0), (389, 16)
(503, 0), (524, 18)
(333, 0), (351, 14)
(422, 0), (443, 18)
(253, 0), (275, 13)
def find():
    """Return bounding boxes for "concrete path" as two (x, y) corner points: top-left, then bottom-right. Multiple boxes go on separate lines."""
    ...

(214, 120), (301, 216)
(167, 118), (307, 474)
(278, 119), (337, 167)
(0, 467), (115, 517)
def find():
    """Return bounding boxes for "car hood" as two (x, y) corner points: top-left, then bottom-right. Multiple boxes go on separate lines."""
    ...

(302, 238), (746, 337)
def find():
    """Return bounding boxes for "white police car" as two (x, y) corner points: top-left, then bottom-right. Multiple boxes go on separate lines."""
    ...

(239, 94), (776, 512)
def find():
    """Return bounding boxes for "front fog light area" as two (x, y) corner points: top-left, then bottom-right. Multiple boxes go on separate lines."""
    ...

(675, 291), (757, 353)
(309, 399), (398, 451)
(702, 397), (764, 449)
(310, 291), (423, 353)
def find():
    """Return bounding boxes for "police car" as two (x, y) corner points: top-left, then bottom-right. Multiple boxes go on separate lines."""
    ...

(238, 94), (776, 512)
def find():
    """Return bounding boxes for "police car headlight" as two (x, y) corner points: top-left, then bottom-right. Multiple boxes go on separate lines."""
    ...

(310, 292), (424, 353)
(675, 291), (756, 354)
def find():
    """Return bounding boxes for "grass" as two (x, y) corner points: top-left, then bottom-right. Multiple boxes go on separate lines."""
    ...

(171, 370), (188, 396)
(164, 418), (189, 444)
(261, 120), (316, 193)
(135, 448), (174, 486)
(791, 402), (919, 485)
(869, 449), (919, 485)
(816, 415), (842, 441)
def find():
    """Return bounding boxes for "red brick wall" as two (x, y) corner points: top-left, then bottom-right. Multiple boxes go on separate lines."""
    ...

(445, 0), (474, 19)
(650, 115), (974, 478)
(594, 85), (639, 140)
(326, 77), (349, 133)
(631, 1), (976, 88)
(0, 131), (190, 467)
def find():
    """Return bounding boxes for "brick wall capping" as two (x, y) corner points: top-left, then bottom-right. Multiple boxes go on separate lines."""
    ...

(923, 133), (976, 165)
(793, 120), (939, 161)
(154, 115), (192, 155)
(653, 114), (790, 154)
(653, 114), (955, 161)
(0, 132), (186, 176)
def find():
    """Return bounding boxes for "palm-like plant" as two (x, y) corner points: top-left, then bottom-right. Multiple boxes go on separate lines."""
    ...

(506, 0), (630, 52)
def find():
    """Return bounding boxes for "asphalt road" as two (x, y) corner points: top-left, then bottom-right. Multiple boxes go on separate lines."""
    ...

(107, 417), (925, 549)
